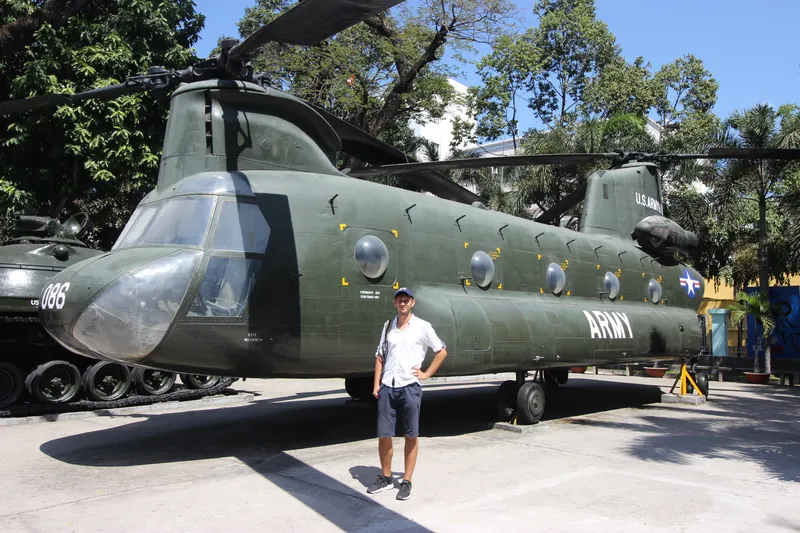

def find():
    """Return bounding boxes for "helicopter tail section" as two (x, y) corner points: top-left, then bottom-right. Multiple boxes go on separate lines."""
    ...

(578, 161), (663, 241)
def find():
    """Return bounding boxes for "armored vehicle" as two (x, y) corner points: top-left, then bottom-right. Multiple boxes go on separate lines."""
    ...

(0, 212), (226, 411)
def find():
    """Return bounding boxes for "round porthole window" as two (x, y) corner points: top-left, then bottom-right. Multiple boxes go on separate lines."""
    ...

(471, 251), (495, 288)
(604, 272), (620, 300)
(547, 262), (566, 294)
(354, 235), (389, 279)
(648, 279), (662, 304)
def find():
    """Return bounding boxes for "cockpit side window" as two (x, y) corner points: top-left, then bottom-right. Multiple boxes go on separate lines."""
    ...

(113, 205), (159, 250)
(186, 199), (271, 320)
(212, 202), (271, 253)
(139, 196), (215, 248)
(187, 257), (261, 318)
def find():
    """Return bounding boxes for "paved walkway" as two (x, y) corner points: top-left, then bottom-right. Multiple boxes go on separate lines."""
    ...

(0, 374), (798, 532)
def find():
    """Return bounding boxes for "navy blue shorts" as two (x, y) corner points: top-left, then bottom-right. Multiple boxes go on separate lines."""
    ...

(377, 382), (422, 438)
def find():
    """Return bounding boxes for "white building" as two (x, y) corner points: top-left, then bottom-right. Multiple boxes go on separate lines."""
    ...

(409, 78), (472, 162)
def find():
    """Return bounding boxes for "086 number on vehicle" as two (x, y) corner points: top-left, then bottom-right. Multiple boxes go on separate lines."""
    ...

(41, 282), (71, 310)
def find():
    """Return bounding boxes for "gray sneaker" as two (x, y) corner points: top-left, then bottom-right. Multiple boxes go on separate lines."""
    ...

(396, 479), (413, 500)
(367, 474), (393, 494)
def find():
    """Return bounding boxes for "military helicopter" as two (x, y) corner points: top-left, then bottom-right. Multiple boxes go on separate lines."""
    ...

(2, 0), (799, 423)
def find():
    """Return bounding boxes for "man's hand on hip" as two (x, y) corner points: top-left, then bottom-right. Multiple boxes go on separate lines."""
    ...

(411, 367), (429, 380)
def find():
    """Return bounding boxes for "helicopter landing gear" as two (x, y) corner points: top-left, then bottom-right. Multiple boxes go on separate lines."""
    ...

(132, 367), (177, 396)
(345, 377), (375, 401)
(495, 370), (547, 425)
(82, 362), (132, 401)
(668, 363), (709, 398)
(25, 360), (81, 404)
(0, 363), (24, 409)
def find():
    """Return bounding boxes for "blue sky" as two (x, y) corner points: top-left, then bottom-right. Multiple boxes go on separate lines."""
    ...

(191, 0), (799, 131)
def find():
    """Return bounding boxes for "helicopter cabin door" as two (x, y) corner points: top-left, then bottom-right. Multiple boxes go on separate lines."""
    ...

(338, 226), (404, 361)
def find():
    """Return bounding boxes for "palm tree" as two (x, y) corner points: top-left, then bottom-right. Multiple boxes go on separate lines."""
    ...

(712, 104), (800, 297)
(728, 291), (779, 374)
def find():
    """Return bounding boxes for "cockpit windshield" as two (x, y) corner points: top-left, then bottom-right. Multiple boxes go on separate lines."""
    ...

(112, 196), (215, 250)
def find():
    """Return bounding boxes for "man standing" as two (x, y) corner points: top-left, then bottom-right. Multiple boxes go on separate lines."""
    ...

(366, 287), (448, 501)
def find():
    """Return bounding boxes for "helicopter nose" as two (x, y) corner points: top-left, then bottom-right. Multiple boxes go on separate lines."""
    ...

(39, 248), (201, 363)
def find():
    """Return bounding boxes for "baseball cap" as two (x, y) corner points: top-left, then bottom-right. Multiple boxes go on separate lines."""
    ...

(394, 287), (414, 299)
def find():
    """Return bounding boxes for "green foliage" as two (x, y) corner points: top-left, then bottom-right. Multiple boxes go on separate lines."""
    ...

(0, 0), (204, 249)
(728, 290), (782, 373)
(235, 0), (515, 138)
(653, 54), (718, 131)
(729, 291), (777, 340)
(709, 104), (800, 291)
(583, 56), (657, 119)
(528, 0), (620, 129)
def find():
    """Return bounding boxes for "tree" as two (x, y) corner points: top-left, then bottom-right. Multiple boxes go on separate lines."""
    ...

(653, 54), (718, 135)
(467, 34), (538, 151)
(582, 56), (657, 119)
(0, 0), (204, 249)
(234, 0), (516, 140)
(729, 291), (779, 374)
(0, 0), (91, 55)
(527, 0), (620, 129)
(712, 104), (800, 297)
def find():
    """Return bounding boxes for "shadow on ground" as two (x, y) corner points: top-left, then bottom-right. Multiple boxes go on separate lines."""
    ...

(568, 384), (800, 483)
(37, 378), (664, 532)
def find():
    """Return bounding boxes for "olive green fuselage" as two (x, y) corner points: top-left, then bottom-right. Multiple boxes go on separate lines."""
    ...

(42, 169), (703, 378)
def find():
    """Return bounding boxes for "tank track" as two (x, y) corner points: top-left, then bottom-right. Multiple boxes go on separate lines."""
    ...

(0, 377), (238, 418)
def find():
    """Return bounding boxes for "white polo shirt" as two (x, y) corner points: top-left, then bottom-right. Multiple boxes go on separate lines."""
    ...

(375, 314), (446, 387)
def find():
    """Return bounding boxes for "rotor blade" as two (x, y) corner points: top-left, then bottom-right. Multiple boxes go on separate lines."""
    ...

(309, 104), (485, 205)
(346, 153), (621, 178)
(0, 80), (152, 116)
(0, 94), (73, 115)
(706, 148), (800, 160)
(228, 0), (405, 60)
(535, 183), (588, 225)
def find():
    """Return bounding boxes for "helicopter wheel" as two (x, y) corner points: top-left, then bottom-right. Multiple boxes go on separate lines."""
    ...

(180, 374), (221, 390)
(694, 371), (709, 398)
(0, 363), (24, 409)
(553, 368), (569, 385)
(132, 367), (177, 396)
(82, 362), (132, 401)
(25, 360), (81, 404)
(495, 380), (519, 421)
(516, 381), (546, 425)
(345, 377), (376, 401)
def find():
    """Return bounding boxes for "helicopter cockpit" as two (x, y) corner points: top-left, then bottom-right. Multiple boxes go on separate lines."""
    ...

(41, 172), (270, 363)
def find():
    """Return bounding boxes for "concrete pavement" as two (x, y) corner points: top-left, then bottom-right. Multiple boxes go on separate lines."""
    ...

(0, 374), (798, 532)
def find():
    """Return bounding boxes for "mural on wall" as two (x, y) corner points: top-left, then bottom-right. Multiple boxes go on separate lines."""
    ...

(745, 286), (800, 360)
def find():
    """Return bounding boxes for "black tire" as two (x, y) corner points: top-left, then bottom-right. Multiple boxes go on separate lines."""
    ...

(554, 369), (569, 385)
(0, 363), (24, 409)
(132, 367), (177, 396)
(694, 371), (709, 398)
(495, 380), (518, 421)
(543, 370), (559, 389)
(82, 362), (132, 401)
(516, 381), (546, 425)
(25, 360), (81, 404)
(345, 377), (364, 400)
(180, 374), (221, 390)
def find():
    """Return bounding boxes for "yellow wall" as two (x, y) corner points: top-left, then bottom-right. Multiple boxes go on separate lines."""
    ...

(703, 275), (800, 300)
(700, 275), (800, 354)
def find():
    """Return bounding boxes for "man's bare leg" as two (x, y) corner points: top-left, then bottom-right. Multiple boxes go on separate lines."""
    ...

(403, 436), (418, 482)
(379, 437), (393, 477)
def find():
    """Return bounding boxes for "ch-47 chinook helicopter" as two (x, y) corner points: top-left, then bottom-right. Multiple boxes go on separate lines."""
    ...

(2, 0), (799, 424)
